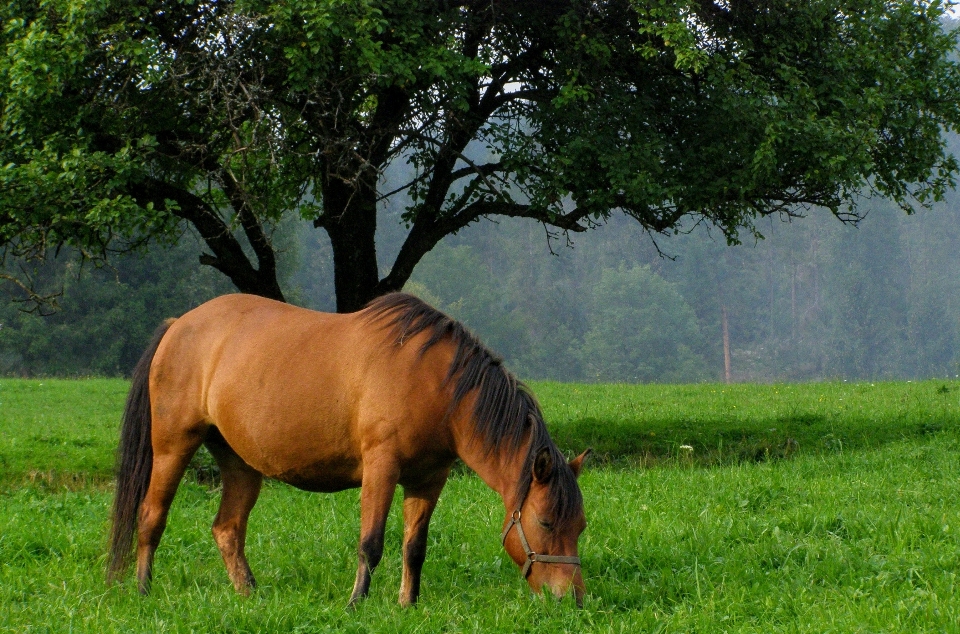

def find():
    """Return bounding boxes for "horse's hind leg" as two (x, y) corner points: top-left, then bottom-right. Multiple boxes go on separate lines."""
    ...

(206, 433), (263, 595)
(137, 435), (203, 594)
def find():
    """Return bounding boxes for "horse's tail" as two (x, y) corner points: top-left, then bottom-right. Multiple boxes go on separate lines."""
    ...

(107, 318), (175, 583)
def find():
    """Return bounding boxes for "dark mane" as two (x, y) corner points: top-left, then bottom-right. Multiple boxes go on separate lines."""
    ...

(363, 292), (582, 526)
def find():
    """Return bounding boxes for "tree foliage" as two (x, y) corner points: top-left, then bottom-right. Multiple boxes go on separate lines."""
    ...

(578, 265), (707, 383)
(1, 1), (959, 311)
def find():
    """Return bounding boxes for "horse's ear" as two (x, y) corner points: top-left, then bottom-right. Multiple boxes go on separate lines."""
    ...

(568, 448), (592, 479)
(533, 447), (554, 483)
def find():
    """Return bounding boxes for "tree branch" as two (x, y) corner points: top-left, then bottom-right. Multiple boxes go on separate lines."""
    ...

(399, 130), (509, 202)
(375, 199), (591, 296)
(137, 179), (285, 300)
(463, 200), (592, 232)
(219, 174), (279, 279)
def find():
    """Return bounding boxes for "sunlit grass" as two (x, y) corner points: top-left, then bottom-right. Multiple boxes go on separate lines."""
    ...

(1, 379), (959, 631)
(3, 435), (960, 632)
(0, 379), (125, 488)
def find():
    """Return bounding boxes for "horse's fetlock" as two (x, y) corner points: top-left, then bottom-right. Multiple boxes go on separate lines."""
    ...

(404, 541), (427, 569)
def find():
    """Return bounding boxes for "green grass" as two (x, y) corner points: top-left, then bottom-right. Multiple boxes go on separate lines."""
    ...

(537, 380), (960, 465)
(1, 379), (959, 631)
(0, 379), (126, 488)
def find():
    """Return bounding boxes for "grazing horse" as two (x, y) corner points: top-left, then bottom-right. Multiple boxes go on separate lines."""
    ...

(107, 293), (589, 606)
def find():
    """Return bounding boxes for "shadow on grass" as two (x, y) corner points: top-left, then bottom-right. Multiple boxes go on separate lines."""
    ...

(549, 412), (956, 469)
(0, 469), (115, 492)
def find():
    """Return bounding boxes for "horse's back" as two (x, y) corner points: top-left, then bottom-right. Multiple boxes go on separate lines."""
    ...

(149, 294), (455, 490)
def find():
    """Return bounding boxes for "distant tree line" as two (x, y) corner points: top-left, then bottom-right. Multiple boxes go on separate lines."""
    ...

(400, 194), (960, 383)
(0, 238), (232, 375)
(2, 182), (959, 382)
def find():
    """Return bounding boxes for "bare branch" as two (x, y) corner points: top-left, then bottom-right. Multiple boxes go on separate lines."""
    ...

(463, 201), (592, 233)
(0, 272), (63, 315)
(398, 131), (508, 201)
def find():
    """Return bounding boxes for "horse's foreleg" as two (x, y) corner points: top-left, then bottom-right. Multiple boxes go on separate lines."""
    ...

(348, 459), (400, 608)
(207, 439), (263, 595)
(137, 446), (199, 594)
(399, 470), (449, 607)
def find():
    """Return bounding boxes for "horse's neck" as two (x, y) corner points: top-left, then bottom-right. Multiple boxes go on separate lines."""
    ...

(454, 423), (528, 511)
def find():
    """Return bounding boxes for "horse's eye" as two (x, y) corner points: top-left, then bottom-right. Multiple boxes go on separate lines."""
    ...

(537, 518), (554, 531)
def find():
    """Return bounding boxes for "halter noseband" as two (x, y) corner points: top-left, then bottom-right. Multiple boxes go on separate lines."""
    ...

(500, 508), (581, 578)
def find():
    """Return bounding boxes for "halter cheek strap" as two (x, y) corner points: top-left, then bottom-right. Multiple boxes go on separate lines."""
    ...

(501, 509), (581, 578)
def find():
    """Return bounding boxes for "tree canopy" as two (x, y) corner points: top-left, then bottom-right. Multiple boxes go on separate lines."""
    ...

(2, 0), (959, 311)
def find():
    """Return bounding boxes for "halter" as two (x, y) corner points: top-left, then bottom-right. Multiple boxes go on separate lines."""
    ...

(500, 507), (581, 578)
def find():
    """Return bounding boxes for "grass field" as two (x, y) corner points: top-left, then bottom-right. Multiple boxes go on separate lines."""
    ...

(1, 378), (959, 632)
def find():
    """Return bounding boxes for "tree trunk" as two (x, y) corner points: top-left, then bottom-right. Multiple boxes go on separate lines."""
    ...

(320, 178), (382, 313)
(218, 263), (285, 302)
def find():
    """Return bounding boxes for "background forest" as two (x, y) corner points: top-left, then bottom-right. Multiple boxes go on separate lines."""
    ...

(3, 155), (959, 384)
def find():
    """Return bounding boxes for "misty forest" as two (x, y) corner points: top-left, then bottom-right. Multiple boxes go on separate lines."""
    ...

(3, 138), (960, 384)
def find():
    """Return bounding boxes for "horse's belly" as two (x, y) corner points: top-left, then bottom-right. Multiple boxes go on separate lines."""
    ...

(211, 413), (363, 490)
(272, 456), (362, 492)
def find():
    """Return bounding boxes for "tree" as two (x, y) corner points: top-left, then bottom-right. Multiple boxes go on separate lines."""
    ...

(578, 265), (707, 382)
(2, 1), (959, 312)
(0, 238), (232, 375)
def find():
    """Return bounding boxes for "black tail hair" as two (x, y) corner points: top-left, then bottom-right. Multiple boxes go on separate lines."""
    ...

(107, 319), (174, 583)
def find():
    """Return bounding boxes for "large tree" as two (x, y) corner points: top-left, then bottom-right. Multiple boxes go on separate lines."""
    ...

(2, 0), (959, 312)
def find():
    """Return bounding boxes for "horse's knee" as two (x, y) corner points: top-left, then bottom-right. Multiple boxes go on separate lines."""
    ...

(212, 519), (256, 592)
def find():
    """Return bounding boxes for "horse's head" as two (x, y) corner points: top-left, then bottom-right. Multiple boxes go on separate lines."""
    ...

(501, 447), (590, 607)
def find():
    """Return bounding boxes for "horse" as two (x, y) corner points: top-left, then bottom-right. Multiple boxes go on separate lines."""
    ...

(107, 293), (590, 607)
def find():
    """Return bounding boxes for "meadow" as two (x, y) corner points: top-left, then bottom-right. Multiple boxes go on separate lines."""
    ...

(1, 378), (959, 632)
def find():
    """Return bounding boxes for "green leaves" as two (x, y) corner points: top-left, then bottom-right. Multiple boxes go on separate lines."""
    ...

(530, 1), (960, 243)
(632, 0), (709, 72)
(2, 0), (960, 308)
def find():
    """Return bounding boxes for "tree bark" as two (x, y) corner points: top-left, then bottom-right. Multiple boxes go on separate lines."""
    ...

(318, 177), (381, 313)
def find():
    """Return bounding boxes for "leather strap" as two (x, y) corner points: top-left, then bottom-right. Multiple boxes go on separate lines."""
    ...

(501, 509), (581, 578)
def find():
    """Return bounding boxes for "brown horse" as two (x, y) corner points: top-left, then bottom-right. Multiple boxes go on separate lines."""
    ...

(107, 293), (589, 607)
